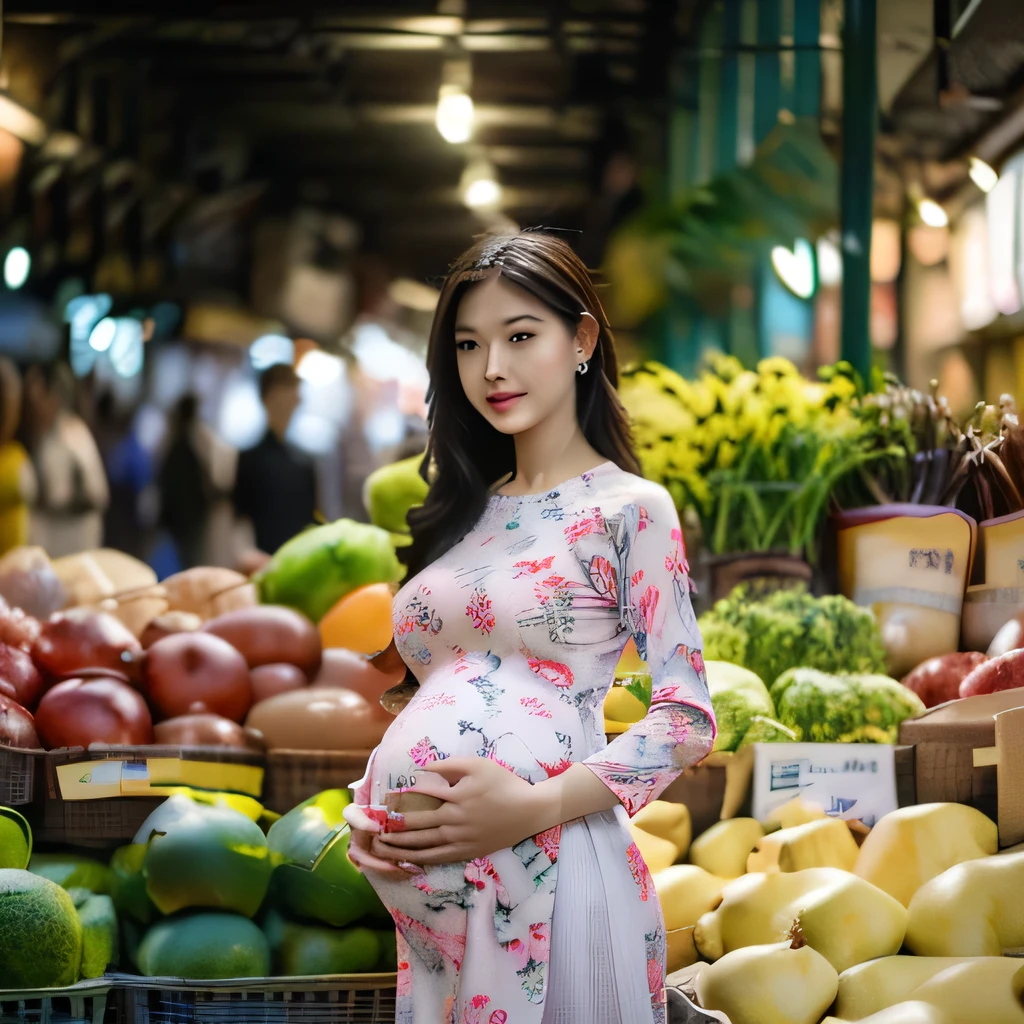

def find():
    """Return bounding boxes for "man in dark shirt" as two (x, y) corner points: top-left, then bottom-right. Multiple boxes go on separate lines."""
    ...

(232, 364), (317, 555)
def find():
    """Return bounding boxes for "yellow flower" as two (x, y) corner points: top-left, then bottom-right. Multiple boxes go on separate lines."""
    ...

(757, 356), (800, 379)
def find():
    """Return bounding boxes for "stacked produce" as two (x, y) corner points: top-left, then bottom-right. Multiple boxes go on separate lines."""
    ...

(0, 789), (396, 988)
(0, 517), (407, 755)
(649, 797), (1024, 1024)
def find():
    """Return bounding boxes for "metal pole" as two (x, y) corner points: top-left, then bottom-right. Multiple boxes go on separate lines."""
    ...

(840, 0), (877, 384)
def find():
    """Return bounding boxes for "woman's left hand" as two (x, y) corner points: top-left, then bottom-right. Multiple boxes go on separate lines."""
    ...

(370, 757), (555, 866)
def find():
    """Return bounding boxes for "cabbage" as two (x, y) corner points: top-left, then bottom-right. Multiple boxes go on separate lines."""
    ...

(705, 661), (775, 751)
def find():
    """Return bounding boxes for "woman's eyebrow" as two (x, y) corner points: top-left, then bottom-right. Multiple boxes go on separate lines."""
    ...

(454, 314), (543, 333)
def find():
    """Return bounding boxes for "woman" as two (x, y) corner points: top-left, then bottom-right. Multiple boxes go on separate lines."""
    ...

(344, 232), (716, 1024)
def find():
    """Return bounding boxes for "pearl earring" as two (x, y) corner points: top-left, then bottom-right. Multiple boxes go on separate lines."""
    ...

(577, 361), (589, 375)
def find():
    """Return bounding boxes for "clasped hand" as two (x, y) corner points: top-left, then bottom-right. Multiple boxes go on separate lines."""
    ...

(343, 757), (553, 881)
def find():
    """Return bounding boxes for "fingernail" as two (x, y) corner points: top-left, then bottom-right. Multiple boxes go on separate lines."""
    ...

(398, 861), (425, 876)
(408, 775), (416, 786)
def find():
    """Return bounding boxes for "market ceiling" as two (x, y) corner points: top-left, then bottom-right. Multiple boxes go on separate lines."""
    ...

(4, 0), (701, 279)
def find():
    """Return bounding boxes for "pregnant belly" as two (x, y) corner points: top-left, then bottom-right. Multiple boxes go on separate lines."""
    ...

(366, 670), (605, 799)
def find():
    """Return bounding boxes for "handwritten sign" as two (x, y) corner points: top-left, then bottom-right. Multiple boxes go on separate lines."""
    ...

(751, 743), (898, 827)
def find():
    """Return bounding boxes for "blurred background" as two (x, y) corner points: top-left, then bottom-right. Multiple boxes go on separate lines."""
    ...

(0, 0), (1019, 571)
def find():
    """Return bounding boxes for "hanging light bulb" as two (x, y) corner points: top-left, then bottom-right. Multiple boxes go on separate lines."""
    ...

(436, 59), (474, 144)
(460, 156), (502, 211)
(968, 156), (999, 193)
(918, 198), (948, 228)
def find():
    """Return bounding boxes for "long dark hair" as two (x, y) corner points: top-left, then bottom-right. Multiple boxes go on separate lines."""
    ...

(401, 231), (641, 582)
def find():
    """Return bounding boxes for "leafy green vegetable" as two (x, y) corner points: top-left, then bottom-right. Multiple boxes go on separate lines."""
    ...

(770, 667), (925, 743)
(705, 660), (775, 751)
(700, 584), (886, 689)
(737, 716), (797, 747)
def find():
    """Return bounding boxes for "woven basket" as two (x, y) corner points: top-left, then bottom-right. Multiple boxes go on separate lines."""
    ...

(0, 744), (37, 805)
(13, 745), (265, 848)
(263, 750), (373, 815)
(115, 974), (397, 1024)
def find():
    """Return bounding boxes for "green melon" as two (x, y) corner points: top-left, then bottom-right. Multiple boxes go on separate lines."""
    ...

(29, 853), (111, 894)
(0, 869), (83, 988)
(0, 808), (31, 871)
(77, 893), (119, 979)
(137, 912), (270, 980)
(265, 915), (380, 977)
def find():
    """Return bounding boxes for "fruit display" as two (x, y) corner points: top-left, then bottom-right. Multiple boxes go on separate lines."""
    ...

(663, 799), (1024, 1024)
(0, 788), (396, 989)
(0, 524), (404, 754)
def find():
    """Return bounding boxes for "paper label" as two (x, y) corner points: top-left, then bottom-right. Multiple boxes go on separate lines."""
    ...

(751, 743), (898, 827)
(55, 758), (263, 801)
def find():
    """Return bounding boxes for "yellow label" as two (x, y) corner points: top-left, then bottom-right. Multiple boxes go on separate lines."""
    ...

(982, 515), (1024, 588)
(55, 759), (264, 801)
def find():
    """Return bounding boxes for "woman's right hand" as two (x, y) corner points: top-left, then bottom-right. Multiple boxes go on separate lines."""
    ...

(343, 803), (423, 882)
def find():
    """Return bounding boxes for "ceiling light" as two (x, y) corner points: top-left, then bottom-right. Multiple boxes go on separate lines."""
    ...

(816, 236), (842, 287)
(296, 348), (343, 388)
(968, 156), (999, 193)
(249, 334), (294, 370)
(460, 157), (502, 211)
(771, 239), (816, 299)
(436, 84), (474, 144)
(918, 198), (948, 228)
(3, 247), (30, 289)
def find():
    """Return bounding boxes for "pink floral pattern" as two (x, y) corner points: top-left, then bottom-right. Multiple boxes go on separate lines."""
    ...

(355, 464), (714, 1024)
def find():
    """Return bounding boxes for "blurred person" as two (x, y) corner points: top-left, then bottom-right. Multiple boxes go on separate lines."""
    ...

(157, 395), (211, 569)
(23, 361), (108, 557)
(0, 358), (36, 555)
(96, 392), (155, 561)
(232, 363), (316, 557)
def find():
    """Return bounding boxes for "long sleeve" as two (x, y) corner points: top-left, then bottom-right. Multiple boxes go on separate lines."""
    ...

(581, 483), (716, 816)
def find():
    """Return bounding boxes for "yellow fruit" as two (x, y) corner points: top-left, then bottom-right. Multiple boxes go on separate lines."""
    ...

(821, 1002), (952, 1024)
(762, 796), (827, 831)
(318, 583), (394, 654)
(665, 927), (699, 973)
(906, 957), (1024, 1024)
(905, 851), (1024, 956)
(653, 865), (727, 931)
(695, 933), (839, 1024)
(689, 818), (765, 879)
(627, 825), (677, 874)
(694, 867), (907, 974)
(747, 817), (860, 874)
(834, 957), (975, 1019)
(604, 685), (647, 724)
(632, 801), (692, 860)
(854, 803), (998, 907)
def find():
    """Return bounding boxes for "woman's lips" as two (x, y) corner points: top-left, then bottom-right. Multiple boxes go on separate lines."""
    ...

(487, 393), (525, 412)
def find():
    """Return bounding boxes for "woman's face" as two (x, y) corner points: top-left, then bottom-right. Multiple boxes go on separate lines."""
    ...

(454, 273), (585, 436)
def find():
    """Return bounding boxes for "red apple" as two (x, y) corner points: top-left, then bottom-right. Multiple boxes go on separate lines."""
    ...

(143, 632), (252, 723)
(33, 608), (141, 681)
(0, 642), (44, 710)
(0, 693), (40, 749)
(35, 676), (153, 749)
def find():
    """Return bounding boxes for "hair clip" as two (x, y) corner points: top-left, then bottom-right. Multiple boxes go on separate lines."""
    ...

(524, 225), (584, 237)
(474, 239), (509, 269)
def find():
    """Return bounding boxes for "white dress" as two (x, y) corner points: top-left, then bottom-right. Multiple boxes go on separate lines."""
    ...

(350, 461), (716, 1024)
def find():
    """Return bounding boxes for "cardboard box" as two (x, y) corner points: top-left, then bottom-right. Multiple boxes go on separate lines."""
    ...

(899, 689), (1024, 845)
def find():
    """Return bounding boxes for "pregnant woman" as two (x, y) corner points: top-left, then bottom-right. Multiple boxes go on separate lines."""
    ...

(343, 231), (716, 1024)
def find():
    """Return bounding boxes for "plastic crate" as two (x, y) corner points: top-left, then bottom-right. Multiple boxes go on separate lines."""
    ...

(114, 975), (397, 1024)
(0, 744), (36, 805)
(0, 979), (118, 1024)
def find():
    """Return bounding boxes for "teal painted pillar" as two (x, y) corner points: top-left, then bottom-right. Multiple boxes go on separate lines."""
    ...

(840, 0), (877, 383)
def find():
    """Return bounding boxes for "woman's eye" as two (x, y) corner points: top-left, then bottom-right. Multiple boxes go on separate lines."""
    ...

(456, 340), (476, 351)
(510, 332), (534, 343)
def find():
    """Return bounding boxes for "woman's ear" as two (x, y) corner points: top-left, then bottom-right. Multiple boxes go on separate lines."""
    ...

(575, 311), (600, 362)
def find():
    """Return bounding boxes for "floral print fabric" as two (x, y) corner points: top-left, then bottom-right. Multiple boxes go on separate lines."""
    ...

(350, 461), (715, 1024)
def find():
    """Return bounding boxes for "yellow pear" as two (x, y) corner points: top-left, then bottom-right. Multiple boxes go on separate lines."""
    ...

(627, 823), (677, 874)
(834, 956), (974, 1020)
(821, 1002), (952, 1024)
(665, 926), (699, 973)
(747, 817), (860, 874)
(653, 864), (727, 931)
(695, 929), (839, 1024)
(905, 957), (1024, 1024)
(604, 686), (647, 724)
(854, 803), (998, 907)
(689, 818), (765, 879)
(632, 800), (692, 859)
(905, 851), (1024, 956)
(763, 796), (827, 830)
(694, 867), (907, 974)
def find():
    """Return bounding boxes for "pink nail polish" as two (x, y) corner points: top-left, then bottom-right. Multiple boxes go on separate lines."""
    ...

(398, 861), (425, 876)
